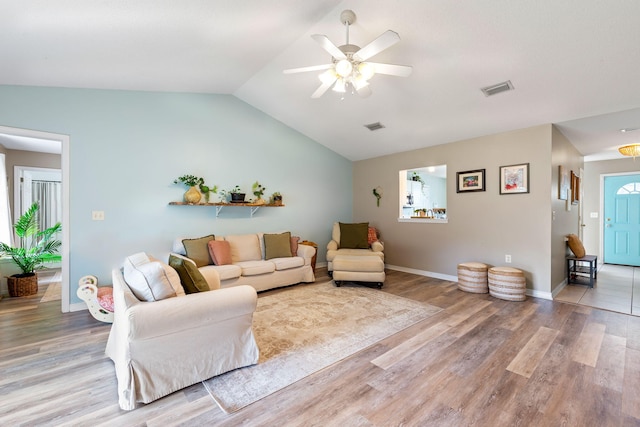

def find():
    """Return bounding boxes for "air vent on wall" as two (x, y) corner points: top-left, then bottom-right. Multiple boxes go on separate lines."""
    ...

(481, 80), (514, 97)
(364, 122), (385, 131)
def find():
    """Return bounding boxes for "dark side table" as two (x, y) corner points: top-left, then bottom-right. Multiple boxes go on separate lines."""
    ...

(566, 255), (597, 288)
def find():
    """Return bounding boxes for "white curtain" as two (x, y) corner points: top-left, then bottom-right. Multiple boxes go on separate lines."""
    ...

(31, 180), (62, 234)
(0, 153), (13, 246)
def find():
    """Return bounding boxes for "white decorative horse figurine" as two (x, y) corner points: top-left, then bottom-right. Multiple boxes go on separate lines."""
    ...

(76, 275), (114, 323)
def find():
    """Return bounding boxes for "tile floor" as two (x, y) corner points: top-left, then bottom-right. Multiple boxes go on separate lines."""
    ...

(555, 263), (640, 316)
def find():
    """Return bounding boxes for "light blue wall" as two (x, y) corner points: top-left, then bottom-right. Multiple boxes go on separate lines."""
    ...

(0, 86), (352, 304)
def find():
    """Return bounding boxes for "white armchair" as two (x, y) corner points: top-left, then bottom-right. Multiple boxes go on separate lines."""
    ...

(326, 222), (384, 276)
(106, 259), (259, 410)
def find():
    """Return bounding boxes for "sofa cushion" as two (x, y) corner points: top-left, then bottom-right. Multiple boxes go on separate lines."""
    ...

(226, 234), (262, 262)
(567, 234), (586, 258)
(264, 232), (292, 259)
(368, 227), (378, 245)
(168, 254), (210, 294)
(235, 260), (276, 276)
(271, 256), (304, 271)
(182, 235), (215, 267)
(201, 264), (242, 281)
(339, 222), (369, 249)
(123, 252), (178, 302)
(208, 240), (232, 265)
(290, 235), (300, 256)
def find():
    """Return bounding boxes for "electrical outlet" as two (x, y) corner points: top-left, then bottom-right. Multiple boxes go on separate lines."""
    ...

(92, 211), (105, 221)
(505, 254), (512, 263)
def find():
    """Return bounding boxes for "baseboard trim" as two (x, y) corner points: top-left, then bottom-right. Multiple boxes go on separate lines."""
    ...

(385, 264), (458, 282)
(386, 264), (553, 301)
(69, 302), (87, 312)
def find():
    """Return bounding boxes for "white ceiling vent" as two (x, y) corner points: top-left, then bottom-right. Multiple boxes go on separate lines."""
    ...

(481, 80), (514, 97)
(364, 122), (385, 131)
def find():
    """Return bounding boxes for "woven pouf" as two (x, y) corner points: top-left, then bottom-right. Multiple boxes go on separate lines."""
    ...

(488, 267), (526, 301)
(457, 262), (489, 293)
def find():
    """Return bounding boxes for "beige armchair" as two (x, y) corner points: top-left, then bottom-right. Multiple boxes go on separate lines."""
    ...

(106, 255), (259, 410)
(326, 222), (384, 277)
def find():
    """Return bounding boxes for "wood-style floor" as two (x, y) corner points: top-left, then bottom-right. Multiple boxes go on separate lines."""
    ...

(1, 269), (640, 426)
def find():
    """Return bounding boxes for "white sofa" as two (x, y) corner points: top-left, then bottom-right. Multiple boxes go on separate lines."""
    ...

(106, 253), (259, 410)
(326, 222), (384, 276)
(171, 232), (316, 292)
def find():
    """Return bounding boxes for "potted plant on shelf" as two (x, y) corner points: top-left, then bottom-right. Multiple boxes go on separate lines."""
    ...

(0, 202), (62, 297)
(270, 192), (283, 206)
(218, 185), (245, 203)
(252, 181), (266, 205)
(173, 175), (205, 204)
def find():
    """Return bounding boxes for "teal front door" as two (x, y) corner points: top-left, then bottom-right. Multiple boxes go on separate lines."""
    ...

(603, 174), (640, 266)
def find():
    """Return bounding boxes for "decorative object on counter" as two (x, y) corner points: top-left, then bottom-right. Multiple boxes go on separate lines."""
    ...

(499, 163), (529, 195)
(414, 208), (427, 217)
(174, 175), (205, 204)
(252, 181), (266, 205)
(456, 169), (486, 193)
(0, 202), (62, 297)
(271, 192), (283, 206)
(372, 187), (382, 206)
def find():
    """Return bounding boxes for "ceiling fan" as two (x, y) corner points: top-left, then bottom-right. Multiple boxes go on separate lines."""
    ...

(284, 9), (412, 98)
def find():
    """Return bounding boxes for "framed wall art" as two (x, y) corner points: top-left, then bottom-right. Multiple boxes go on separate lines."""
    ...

(499, 163), (529, 195)
(558, 165), (569, 200)
(570, 170), (580, 204)
(456, 169), (486, 193)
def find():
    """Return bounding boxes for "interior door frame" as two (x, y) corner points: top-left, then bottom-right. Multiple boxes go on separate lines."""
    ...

(0, 125), (70, 313)
(599, 171), (640, 264)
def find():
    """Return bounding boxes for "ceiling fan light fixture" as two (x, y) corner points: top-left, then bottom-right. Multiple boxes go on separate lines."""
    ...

(618, 143), (640, 158)
(319, 68), (337, 84)
(353, 76), (369, 90)
(335, 59), (353, 77)
(358, 62), (375, 80)
(332, 79), (346, 93)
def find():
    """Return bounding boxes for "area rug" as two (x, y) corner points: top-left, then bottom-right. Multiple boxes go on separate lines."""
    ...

(202, 280), (442, 413)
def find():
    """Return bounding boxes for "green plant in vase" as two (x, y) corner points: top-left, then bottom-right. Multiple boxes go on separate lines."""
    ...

(252, 181), (266, 204)
(174, 175), (205, 204)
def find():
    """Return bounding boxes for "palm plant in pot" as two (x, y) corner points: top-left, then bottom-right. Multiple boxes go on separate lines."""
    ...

(0, 202), (62, 297)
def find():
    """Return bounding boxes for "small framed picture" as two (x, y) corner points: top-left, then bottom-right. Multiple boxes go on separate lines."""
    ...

(456, 169), (486, 193)
(499, 163), (529, 194)
(558, 165), (569, 200)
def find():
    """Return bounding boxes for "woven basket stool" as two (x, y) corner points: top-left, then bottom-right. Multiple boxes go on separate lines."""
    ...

(457, 262), (489, 293)
(488, 267), (526, 301)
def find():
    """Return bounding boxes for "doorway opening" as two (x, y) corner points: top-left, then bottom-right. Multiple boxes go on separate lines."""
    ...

(0, 125), (70, 312)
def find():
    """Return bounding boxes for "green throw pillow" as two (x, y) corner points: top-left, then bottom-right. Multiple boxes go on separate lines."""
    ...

(168, 254), (210, 294)
(182, 235), (215, 267)
(339, 222), (369, 249)
(264, 232), (293, 260)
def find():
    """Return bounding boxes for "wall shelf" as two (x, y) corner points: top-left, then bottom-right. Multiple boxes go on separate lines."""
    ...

(168, 202), (284, 218)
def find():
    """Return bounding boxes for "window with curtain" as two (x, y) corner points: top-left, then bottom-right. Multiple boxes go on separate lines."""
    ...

(0, 153), (13, 246)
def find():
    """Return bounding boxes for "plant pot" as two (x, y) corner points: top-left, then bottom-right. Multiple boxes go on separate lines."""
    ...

(8, 273), (38, 297)
(230, 193), (246, 203)
(184, 186), (202, 204)
(273, 196), (283, 206)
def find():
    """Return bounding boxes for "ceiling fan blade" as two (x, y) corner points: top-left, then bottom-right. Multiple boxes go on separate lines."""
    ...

(283, 64), (332, 74)
(311, 34), (346, 59)
(369, 62), (413, 77)
(311, 77), (337, 98)
(356, 84), (372, 98)
(353, 30), (400, 62)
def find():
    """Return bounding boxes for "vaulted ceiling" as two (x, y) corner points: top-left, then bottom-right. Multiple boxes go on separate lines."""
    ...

(2, 1), (640, 161)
